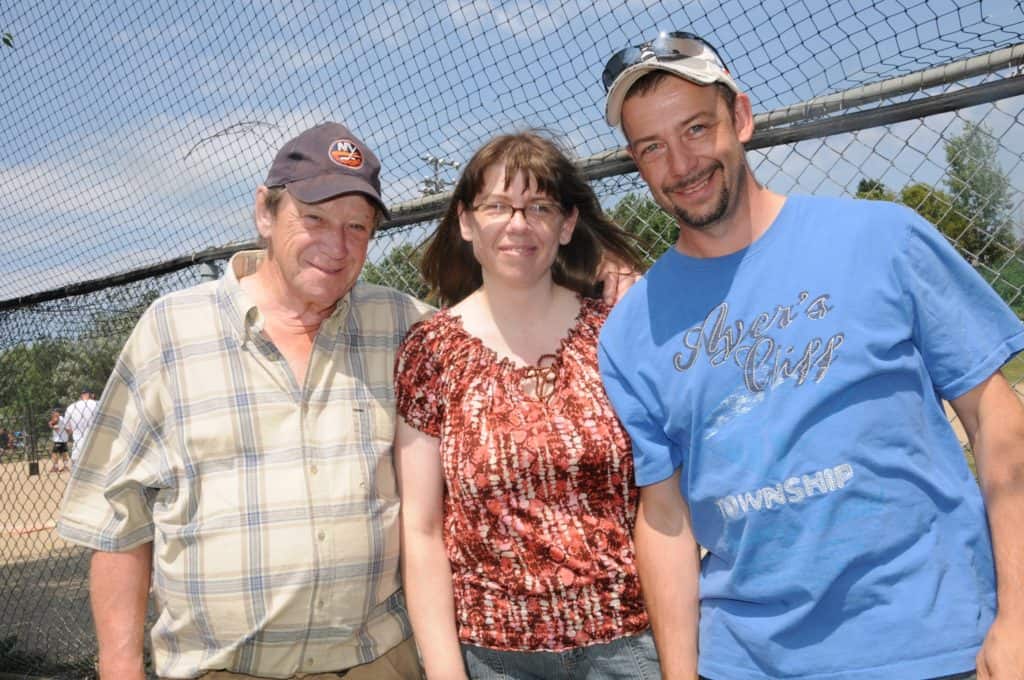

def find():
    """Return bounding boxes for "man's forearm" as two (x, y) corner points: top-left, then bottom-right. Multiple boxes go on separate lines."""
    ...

(978, 444), (1024, 620)
(91, 543), (152, 680)
(951, 373), (1024, 677)
(955, 374), (1024, 619)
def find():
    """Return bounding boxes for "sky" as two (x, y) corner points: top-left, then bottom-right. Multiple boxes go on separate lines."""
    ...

(0, 0), (1022, 300)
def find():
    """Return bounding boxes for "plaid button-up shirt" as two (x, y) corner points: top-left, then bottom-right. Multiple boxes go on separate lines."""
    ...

(58, 251), (432, 679)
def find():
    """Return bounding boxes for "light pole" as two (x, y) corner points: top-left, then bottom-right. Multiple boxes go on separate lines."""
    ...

(419, 154), (461, 196)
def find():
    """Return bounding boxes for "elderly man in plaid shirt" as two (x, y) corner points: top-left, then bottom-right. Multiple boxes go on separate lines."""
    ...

(58, 123), (430, 680)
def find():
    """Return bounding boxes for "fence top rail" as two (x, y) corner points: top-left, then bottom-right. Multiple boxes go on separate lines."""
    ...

(1, 44), (1021, 312)
(387, 44), (1024, 223)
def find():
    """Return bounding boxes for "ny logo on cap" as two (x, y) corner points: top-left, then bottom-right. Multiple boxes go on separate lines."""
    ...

(329, 139), (363, 169)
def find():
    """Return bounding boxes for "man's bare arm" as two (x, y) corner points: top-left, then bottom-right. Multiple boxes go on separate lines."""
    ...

(951, 372), (1024, 680)
(91, 543), (152, 680)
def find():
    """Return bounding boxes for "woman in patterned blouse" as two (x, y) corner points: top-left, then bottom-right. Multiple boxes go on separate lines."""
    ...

(394, 131), (661, 679)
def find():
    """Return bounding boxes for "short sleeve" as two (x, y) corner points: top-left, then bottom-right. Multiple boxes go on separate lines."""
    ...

(394, 319), (445, 437)
(897, 210), (1024, 399)
(398, 293), (435, 332)
(57, 305), (170, 551)
(598, 337), (682, 487)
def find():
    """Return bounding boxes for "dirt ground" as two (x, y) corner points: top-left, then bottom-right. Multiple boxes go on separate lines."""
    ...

(944, 402), (969, 448)
(0, 459), (96, 674)
(0, 458), (72, 565)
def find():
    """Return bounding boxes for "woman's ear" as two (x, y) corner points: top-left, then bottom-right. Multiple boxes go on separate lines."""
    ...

(458, 204), (474, 242)
(559, 206), (578, 245)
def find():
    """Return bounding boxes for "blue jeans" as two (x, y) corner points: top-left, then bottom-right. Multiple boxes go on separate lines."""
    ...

(461, 630), (661, 680)
(699, 671), (976, 680)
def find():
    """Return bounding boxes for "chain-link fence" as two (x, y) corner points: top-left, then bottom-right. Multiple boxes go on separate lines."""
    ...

(2, 0), (1023, 677)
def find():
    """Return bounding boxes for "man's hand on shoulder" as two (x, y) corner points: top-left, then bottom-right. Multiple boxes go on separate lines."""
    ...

(597, 254), (642, 305)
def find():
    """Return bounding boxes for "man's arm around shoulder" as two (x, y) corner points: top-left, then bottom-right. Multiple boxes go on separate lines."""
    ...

(635, 469), (701, 680)
(951, 372), (1024, 680)
(91, 543), (152, 680)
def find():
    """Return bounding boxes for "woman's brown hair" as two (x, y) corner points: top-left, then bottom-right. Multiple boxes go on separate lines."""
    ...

(420, 131), (644, 306)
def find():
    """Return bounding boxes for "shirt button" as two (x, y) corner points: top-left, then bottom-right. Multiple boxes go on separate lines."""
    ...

(317, 530), (326, 541)
(310, 464), (318, 475)
(317, 599), (325, 609)
(307, 657), (315, 665)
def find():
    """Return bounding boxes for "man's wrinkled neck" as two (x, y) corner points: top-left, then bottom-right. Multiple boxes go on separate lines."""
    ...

(241, 258), (340, 335)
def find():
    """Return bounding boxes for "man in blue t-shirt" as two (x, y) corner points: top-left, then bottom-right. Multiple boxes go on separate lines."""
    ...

(598, 31), (1024, 680)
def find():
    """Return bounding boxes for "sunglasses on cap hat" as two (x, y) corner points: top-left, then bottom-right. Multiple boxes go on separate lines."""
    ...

(602, 31), (732, 91)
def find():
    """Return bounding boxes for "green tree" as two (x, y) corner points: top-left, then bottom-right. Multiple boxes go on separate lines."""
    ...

(0, 339), (74, 455)
(361, 242), (429, 301)
(944, 121), (1016, 266)
(608, 193), (677, 266)
(855, 122), (1017, 267)
(2, 32), (12, 48)
(855, 178), (896, 202)
(856, 177), (1009, 267)
(898, 182), (970, 242)
(0, 290), (160, 452)
(981, 258), (1024, 319)
(852, 176), (1023, 317)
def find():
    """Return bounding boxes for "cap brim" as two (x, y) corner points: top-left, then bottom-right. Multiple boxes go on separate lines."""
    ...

(605, 61), (739, 127)
(285, 175), (390, 219)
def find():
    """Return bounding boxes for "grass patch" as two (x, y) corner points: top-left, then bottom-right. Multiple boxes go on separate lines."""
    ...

(962, 445), (977, 477)
(1001, 353), (1024, 384)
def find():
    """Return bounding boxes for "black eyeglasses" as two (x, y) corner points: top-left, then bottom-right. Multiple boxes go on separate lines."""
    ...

(601, 31), (730, 92)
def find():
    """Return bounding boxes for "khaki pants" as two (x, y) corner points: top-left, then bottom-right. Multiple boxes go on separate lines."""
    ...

(180, 637), (424, 680)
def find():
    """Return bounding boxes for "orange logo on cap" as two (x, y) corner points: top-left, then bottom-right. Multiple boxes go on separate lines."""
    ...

(329, 139), (364, 168)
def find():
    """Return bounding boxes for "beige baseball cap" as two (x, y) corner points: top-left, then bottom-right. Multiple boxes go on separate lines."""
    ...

(603, 31), (739, 127)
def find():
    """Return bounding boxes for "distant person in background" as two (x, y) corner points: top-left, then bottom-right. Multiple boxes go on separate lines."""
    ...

(597, 30), (1024, 680)
(49, 408), (70, 472)
(62, 388), (98, 465)
(0, 426), (12, 461)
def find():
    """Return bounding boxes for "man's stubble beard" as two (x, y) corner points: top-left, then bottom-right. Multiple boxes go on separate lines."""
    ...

(674, 183), (729, 230)
(668, 160), (746, 232)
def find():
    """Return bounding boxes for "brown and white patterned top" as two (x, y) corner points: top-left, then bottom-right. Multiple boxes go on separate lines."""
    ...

(395, 297), (648, 651)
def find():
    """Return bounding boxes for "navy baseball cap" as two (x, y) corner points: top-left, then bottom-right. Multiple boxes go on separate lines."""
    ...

(264, 122), (389, 217)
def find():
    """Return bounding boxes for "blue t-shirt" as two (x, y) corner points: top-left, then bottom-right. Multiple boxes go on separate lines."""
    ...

(599, 195), (1024, 679)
